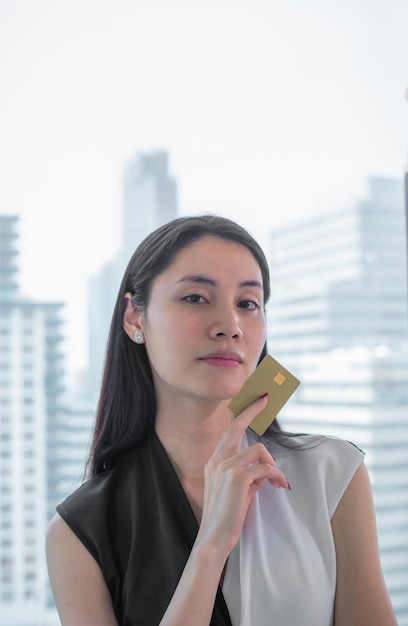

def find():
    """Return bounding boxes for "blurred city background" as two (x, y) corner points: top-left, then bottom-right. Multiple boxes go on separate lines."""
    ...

(0, 1), (408, 624)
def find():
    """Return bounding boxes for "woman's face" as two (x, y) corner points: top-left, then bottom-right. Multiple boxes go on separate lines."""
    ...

(134, 235), (267, 406)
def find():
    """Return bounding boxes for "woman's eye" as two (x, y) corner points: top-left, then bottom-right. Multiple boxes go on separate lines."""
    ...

(184, 294), (206, 304)
(238, 300), (259, 310)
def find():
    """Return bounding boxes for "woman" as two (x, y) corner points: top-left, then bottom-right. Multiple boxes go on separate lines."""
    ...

(46, 214), (397, 625)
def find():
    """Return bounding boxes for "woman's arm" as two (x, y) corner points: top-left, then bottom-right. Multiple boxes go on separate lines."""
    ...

(46, 513), (119, 626)
(332, 462), (397, 626)
(46, 509), (228, 626)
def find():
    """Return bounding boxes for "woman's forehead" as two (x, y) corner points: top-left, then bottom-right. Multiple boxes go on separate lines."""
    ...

(156, 236), (263, 284)
(174, 235), (258, 264)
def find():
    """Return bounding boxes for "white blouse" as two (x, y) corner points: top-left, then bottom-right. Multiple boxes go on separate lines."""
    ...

(222, 434), (365, 626)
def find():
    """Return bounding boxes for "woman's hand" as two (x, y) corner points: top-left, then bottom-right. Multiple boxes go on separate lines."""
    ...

(196, 394), (290, 557)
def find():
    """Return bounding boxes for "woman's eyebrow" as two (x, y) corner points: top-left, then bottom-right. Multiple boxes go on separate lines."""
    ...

(176, 274), (216, 286)
(176, 275), (263, 289)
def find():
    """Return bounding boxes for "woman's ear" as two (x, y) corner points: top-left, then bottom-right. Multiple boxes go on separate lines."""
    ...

(123, 292), (145, 342)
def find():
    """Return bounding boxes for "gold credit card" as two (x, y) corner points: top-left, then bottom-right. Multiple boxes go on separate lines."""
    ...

(228, 354), (300, 435)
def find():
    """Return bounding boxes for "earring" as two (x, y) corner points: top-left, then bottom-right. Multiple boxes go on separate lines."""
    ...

(134, 331), (144, 344)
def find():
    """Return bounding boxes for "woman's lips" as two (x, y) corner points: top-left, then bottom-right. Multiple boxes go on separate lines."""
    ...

(199, 354), (242, 368)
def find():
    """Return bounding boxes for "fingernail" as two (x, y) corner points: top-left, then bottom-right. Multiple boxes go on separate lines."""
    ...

(287, 482), (291, 490)
(258, 392), (268, 400)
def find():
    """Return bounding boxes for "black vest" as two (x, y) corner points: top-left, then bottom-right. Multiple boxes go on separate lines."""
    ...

(57, 431), (233, 625)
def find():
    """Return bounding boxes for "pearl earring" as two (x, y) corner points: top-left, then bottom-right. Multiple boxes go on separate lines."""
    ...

(134, 331), (144, 344)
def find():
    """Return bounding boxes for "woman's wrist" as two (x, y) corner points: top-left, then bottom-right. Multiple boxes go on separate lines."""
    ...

(192, 530), (231, 576)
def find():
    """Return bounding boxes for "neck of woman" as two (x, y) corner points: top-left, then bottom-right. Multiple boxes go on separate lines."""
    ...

(154, 398), (233, 484)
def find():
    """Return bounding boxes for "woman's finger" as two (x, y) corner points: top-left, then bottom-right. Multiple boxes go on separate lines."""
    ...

(217, 441), (277, 469)
(218, 444), (290, 490)
(217, 392), (269, 455)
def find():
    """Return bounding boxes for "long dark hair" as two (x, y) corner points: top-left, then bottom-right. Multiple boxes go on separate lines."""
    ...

(87, 214), (280, 476)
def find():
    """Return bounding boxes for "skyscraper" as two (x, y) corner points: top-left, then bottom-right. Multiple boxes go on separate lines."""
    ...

(267, 176), (408, 624)
(87, 149), (178, 396)
(120, 150), (178, 270)
(0, 150), (179, 623)
(0, 216), (64, 625)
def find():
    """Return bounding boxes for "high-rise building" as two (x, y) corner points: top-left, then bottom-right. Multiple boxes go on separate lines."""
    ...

(50, 396), (94, 505)
(120, 150), (178, 270)
(1, 149), (179, 622)
(87, 149), (178, 396)
(0, 216), (64, 625)
(267, 176), (408, 624)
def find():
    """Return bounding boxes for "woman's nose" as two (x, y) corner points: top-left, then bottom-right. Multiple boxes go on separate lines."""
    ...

(209, 307), (243, 340)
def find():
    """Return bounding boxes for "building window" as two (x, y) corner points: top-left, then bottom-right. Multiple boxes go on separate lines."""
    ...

(1, 592), (13, 602)
(24, 518), (36, 529)
(1, 520), (11, 530)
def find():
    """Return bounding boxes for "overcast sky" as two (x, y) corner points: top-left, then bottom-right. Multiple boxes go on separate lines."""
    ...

(1, 0), (407, 379)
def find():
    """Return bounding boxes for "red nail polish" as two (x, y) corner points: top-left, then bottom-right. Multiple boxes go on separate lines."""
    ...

(287, 482), (292, 490)
(258, 392), (268, 400)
